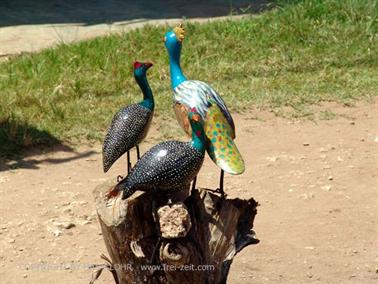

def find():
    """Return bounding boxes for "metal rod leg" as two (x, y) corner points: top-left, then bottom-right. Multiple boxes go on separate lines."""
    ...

(219, 169), (225, 195)
(127, 151), (131, 174)
(136, 145), (141, 160)
(192, 176), (197, 191)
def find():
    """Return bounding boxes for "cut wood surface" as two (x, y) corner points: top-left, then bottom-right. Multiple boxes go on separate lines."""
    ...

(93, 180), (259, 284)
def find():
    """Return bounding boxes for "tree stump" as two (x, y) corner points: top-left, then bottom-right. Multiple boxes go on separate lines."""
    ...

(92, 180), (259, 284)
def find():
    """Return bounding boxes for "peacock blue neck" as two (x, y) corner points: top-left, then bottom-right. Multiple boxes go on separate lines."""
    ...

(135, 74), (154, 110)
(168, 44), (187, 89)
(190, 120), (206, 152)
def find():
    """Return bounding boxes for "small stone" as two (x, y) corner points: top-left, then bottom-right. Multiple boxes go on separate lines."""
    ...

(374, 136), (378, 143)
(321, 185), (332, 191)
(50, 229), (62, 237)
(303, 142), (310, 146)
(327, 176), (333, 181)
(360, 138), (365, 142)
(63, 208), (72, 214)
(64, 264), (71, 270)
(299, 193), (315, 200)
(23, 274), (27, 278)
(349, 121), (355, 125)
(0, 176), (9, 184)
(305, 246), (315, 250)
(323, 165), (331, 169)
(337, 156), (344, 162)
(319, 147), (327, 153)
(8, 239), (15, 243)
(47, 219), (75, 236)
(53, 221), (75, 230)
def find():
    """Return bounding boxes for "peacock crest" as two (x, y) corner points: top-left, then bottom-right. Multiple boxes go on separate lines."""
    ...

(174, 24), (185, 42)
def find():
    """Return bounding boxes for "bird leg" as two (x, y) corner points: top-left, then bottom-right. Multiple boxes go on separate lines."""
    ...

(149, 237), (162, 265)
(127, 151), (132, 174)
(150, 200), (162, 265)
(191, 176), (197, 191)
(215, 170), (226, 198)
(136, 145), (141, 160)
(219, 169), (224, 192)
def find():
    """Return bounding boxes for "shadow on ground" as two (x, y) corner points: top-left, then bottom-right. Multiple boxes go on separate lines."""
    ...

(0, 120), (97, 172)
(0, 0), (270, 27)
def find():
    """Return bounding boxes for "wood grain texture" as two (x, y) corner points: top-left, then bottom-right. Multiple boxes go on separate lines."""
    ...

(93, 180), (258, 284)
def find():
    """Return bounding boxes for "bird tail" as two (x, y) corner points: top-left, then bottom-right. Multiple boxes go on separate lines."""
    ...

(116, 178), (137, 200)
(106, 178), (136, 200)
(205, 103), (245, 175)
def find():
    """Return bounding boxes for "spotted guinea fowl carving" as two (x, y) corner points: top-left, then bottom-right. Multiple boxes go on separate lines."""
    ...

(102, 61), (154, 174)
(163, 24), (245, 194)
(108, 109), (206, 200)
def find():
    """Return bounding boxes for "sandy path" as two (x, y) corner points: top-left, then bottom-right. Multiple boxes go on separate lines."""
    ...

(0, 101), (377, 283)
(0, 0), (269, 57)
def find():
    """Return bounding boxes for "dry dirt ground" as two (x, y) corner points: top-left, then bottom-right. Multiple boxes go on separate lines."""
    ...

(0, 100), (377, 283)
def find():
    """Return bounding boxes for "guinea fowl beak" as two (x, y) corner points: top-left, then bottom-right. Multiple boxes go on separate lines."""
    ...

(145, 62), (153, 69)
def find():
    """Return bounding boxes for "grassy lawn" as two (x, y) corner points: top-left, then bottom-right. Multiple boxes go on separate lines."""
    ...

(0, 0), (377, 158)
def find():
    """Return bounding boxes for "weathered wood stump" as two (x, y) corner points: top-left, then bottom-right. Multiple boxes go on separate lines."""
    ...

(92, 181), (258, 284)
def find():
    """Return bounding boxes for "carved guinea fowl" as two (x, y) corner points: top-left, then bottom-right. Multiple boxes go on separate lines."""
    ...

(102, 61), (154, 174)
(163, 24), (245, 194)
(108, 109), (206, 200)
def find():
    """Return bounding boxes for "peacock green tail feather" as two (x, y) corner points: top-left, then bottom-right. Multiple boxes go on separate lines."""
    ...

(204, 100), (245, 175)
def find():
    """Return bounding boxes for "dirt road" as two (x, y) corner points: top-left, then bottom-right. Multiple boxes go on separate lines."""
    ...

(0, 100), (377, 283)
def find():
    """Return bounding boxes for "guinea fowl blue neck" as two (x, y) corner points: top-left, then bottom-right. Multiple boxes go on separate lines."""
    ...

(134, 69), (154, 110)
(165, 31), (187, 89)
(189, 114), (206, 152)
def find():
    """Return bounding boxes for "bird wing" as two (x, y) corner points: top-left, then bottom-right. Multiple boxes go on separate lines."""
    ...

(205, 101), (245, 175)
(173, 103), (191, 137)
(102, 104), (152, 172)
(126, 141), (204, 191)
(173, 80), (235, 138)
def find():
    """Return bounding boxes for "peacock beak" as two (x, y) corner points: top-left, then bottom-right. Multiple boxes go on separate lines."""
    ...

(145, 62), (153, 69)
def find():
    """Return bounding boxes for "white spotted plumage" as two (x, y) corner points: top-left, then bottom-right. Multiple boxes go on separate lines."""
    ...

(102, 104), (153, 172)
(115, 141), (204, 199)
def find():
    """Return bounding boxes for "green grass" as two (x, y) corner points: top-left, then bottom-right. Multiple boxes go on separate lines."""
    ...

(0, 0), (377, 158)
